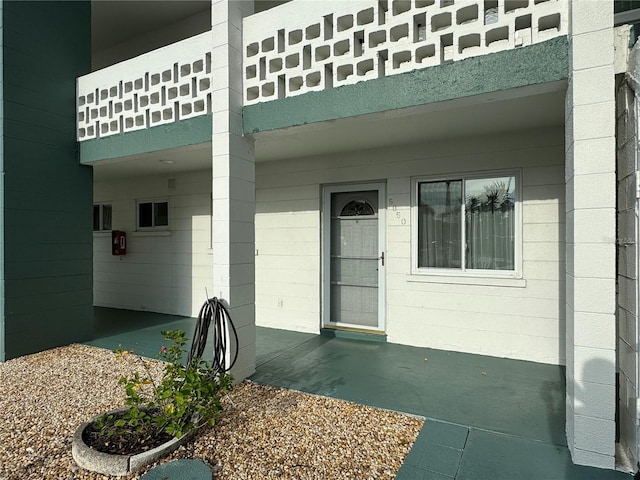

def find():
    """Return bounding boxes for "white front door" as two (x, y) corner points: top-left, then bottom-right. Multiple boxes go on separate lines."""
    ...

(322, 183), (386, 332)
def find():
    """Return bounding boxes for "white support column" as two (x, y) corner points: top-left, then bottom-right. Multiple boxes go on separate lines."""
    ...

(617, 46), (639, 467)
(565, 0), (617, 469)
(211, 0), (256, 381)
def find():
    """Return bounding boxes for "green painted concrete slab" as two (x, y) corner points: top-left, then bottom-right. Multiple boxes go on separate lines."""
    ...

(420, 420), (469, 450)
(251, 333), (566, 447)
(88, 307), (199, 360)
(256, 326), (316, 367)
(395, 464), (454, 480)
(404, 441), (463, 477)
(85, 313), (632, 480)
(456, 429), (630, 480)
(141, 459), (211, 480)
(400, 422), (468, 478)
(94, 307), (194, 338)
(89, 307), (226, 367)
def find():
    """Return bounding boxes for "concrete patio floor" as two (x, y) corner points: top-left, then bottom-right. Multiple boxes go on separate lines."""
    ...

(87, 307), (632, 480)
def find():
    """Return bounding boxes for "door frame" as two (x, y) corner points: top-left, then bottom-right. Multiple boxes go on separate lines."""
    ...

(321, 182), (386, 332)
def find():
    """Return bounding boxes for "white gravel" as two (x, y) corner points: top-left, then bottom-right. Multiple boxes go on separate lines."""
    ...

(0, 344), (423, 480)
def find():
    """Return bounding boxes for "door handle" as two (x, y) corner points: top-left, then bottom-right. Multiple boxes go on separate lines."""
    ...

(380, 251), (384, 266)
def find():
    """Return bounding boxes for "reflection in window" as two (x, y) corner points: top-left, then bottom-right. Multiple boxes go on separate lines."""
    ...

(102, 204), (112, 230)
(154, 201), (169, 227)
(93, 203), (112, 231)
(418, 180), (462, 268)
(465, 176), (515, 270)
(138, 200), (169, 229)
(417, 174), (516, 271)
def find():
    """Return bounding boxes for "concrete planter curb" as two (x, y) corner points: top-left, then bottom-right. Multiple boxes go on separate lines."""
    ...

(71, 408), (196, 476)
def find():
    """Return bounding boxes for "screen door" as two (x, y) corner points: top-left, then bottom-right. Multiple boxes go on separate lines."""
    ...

(323, 184), (385, 331)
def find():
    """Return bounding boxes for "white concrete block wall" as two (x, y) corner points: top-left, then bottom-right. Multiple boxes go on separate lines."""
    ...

(255, 186), (321, 333)
(211, 0), (256, 381)
(93, 171), (213, 317)
(256, 127), (566, 364)
(565, 0), (616, 469)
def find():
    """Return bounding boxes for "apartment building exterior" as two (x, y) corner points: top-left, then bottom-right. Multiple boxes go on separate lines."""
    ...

(0, 0), (637, 473)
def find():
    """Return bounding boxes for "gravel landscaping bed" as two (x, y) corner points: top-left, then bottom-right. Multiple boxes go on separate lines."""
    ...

(0, 344), (423, 480)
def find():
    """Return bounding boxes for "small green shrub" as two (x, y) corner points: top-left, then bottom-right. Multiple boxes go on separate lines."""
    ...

(91, 329), (232, 452)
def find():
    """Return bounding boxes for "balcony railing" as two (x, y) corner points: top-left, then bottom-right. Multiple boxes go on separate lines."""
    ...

(77, 1), (568, 142)
(242, 0), (568, 106)
(77, 32), (212, 141)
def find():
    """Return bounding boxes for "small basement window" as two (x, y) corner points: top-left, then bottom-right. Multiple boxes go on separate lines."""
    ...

(137, 200), (169, 229)
(93, 204), (112, 231)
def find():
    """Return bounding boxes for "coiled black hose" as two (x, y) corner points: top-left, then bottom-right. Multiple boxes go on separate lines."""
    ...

(187, 297), (238, 374)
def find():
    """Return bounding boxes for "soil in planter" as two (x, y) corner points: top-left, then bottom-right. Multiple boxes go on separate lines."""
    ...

(82, 411), (175, 456)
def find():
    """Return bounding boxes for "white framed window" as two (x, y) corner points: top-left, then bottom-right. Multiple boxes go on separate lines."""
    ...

(93, 203), (112, 232)
(412, 171), (520, 277)
(137, 199), (169, 230)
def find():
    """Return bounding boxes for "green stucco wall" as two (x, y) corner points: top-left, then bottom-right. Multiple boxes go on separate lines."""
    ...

(243, 36), (569, 134)
(1, 1), (93, 360)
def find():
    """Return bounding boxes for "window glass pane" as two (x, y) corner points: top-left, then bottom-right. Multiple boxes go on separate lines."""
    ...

(93, 205), (100, 231)
(154, 202), (168, 227)
(102, 205), (112, 231)
(418, 180), (462, 268)
(465, 176), (515, 270)
(139, 202), (153, 228)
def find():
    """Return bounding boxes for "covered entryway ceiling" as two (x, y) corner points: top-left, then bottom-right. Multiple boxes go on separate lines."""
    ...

(253, 83), (567, 162)
(91, 143), (212, 181)
(91, 0), (210, 69)
(91, 0), (291, 69)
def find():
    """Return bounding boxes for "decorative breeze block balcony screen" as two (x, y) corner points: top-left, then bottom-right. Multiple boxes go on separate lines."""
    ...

(243, 0), (567, 105)
(77, 34), (213, 141)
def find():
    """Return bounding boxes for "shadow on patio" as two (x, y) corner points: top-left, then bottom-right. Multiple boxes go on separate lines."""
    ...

(87, 307), (631, 480)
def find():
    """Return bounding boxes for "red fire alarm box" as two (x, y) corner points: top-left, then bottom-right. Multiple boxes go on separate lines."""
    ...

(112, 230), (126, 255)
